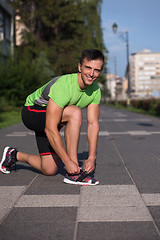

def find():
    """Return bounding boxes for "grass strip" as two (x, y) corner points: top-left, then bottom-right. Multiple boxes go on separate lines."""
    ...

(105, 103), (159, 118)
(0, 110), (22, 129)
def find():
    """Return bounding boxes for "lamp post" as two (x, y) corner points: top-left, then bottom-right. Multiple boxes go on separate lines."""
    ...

(112, 23), (131, 106)
(107, 55), (117, 103)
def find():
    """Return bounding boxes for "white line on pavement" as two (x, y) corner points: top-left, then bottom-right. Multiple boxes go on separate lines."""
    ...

(6, 130), (160, 137)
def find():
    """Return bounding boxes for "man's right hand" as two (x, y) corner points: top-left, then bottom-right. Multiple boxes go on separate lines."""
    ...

(65, 160), (80, 175)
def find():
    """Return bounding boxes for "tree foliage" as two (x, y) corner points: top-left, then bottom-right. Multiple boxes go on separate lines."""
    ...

(0, 50), (54, 106)
(12, 0), (107, 75)
(0, 0), (108, 106)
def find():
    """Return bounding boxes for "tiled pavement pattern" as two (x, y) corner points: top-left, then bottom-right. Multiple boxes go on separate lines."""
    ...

(0, 105), (160, 239)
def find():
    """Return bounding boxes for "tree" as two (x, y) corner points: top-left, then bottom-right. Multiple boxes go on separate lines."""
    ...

(12, 0), (107, 75)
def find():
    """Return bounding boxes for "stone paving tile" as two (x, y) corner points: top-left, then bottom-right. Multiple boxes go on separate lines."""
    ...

(148, 206), (160, 221)
(3, 207), (77, 222)
(142, 194), (160, 206)
(80, 185), (145, 207)
(148, 206), (160, 232)
(0, 187), (26, 207)
(0, 207), (77, 240)
(0, 220), (76, 240)
(15, 195), (80, 207)
(0, 167), (38, 186)
(78, 206), (151, 222)
(95, 140), (133, 185)
(27, 173), (65, 185)
(76, 222), (160, 240)
(77, 185), (152, 222)
(112, 138), (160, 194)
(0, 186), (26, 221)
(0, 207), (11, 222)
(24, 184), (81, 195)
(81, 185), (140, 195)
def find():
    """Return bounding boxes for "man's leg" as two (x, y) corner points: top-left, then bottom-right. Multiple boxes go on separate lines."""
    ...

(61, 106), (82, 165)
(16, 106), (82, 174)
(17, 152), (60, 175)
(1, 105), (82, 175)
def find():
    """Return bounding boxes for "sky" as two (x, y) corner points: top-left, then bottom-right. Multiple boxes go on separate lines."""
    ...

(101, 0), (160, 77)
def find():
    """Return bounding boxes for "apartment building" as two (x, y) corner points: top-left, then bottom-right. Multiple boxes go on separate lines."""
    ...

(0, 0), (15, 61)
(106, 73), (128, 100)
(130, 49), (160, 98)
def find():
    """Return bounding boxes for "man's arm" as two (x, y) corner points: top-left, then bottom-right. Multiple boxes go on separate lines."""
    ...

(45, 98), (80, 174)
(85, 104), (100, 173)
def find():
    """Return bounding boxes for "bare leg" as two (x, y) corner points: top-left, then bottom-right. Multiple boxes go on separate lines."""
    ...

(16, 105), (82, 175)
(17, 152), (60, 176)
(61, 106), (82, 165)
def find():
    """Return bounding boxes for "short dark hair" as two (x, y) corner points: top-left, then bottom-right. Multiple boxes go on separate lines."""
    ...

(80, 49), (104, 69)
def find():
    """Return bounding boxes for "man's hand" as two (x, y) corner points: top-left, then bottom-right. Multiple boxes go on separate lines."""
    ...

(84, 158), (95, 173)
(65, 160), (80, 175)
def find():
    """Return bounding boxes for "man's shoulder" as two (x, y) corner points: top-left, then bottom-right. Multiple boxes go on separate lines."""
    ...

(52, 73), (78, 88)
(58, 73), (78, 81)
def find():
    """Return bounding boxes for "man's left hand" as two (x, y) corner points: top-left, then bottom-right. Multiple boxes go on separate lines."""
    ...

(84, 159), (95, 173)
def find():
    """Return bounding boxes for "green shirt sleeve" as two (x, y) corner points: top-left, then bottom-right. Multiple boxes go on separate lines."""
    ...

(48, 77), (71, 108)
(90, 83), (101, 104)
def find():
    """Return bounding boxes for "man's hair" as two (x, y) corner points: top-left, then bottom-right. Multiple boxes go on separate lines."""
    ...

(80, 49), (104, 69)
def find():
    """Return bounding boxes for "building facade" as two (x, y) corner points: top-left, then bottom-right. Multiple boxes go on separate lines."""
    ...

(106, 73), (128, 100)
(0, 0), (15, 61)
(130, 49), (160, 98)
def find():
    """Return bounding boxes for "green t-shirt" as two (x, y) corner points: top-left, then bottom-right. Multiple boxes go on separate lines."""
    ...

(25, 73), (101, 109)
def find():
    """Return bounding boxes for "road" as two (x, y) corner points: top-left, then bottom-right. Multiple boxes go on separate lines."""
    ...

(0, 104), (160, 240)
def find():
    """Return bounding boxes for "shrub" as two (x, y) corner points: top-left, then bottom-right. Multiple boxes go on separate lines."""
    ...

(152, 100), (160, 116)
(0, 51), (54, 106)
(107, 98), (160, 117)
(142, 99), (150, 111)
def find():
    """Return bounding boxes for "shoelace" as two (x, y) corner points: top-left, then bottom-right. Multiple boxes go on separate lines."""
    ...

(76, 170), (91, 182)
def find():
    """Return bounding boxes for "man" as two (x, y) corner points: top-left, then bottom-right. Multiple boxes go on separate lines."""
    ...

(0, 49), (104, 185)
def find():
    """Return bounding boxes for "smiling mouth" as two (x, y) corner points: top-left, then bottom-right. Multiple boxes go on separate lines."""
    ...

(87, 77), (94, 81)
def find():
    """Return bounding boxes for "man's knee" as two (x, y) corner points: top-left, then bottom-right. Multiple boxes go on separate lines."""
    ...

(69, 106), (82, 125)
(42, 168), (57, 176)
(62, 105), (82, 128)
(41, 155), (59, 176)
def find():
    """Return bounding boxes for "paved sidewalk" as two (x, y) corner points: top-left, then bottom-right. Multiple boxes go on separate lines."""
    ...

(0, 104), (160, 240)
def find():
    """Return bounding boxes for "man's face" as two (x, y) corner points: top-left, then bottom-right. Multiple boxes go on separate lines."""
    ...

(78, 58), (103, 87)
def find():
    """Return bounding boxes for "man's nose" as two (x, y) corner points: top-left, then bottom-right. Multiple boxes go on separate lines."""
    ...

(89, 69), (94, 76)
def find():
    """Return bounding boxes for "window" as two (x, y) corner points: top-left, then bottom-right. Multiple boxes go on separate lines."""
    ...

(144, 66), (156, 70)
(0, 6), (12, 58)
(0, 9), (4, 41)
(0, 7), (11, 41)
(5, 14), (11, 41)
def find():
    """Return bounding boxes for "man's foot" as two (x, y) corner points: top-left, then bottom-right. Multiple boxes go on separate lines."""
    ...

(0, 147), (18, 174)
(63, 169), (99, 186)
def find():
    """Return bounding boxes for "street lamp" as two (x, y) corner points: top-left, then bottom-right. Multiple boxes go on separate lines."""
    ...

(112, 22), (131, 106)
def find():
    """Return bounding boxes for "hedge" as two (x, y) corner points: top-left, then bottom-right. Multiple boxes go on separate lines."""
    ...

(110, 98), (160, 117)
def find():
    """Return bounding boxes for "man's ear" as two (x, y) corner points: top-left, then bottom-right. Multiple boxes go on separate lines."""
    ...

(78, 63), (81, 72)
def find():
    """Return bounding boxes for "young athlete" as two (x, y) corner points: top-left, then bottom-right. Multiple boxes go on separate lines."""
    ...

(0, 49), (104, 185)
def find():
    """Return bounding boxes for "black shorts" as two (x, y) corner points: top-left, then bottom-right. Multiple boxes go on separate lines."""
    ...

(21, 105), (63, 156)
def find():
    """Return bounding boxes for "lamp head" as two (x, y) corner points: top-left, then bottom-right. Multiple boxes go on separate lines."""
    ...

(112, 23), (118, 33)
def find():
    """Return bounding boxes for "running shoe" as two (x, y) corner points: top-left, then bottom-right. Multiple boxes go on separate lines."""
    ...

(63, 169), (99, 186)
(0, 146), (18, 174)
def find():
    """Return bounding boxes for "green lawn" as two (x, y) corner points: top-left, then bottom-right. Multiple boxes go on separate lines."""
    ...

(0, 110), (22, 129)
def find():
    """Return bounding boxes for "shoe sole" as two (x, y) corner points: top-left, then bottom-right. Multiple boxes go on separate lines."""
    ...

(63, 178), (99, 186)
(0, 146), (10, 174)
